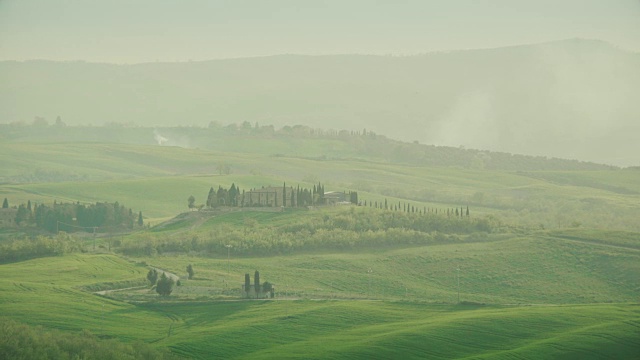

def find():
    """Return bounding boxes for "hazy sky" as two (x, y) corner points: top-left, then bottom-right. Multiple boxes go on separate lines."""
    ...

(1, 0), (639, 63)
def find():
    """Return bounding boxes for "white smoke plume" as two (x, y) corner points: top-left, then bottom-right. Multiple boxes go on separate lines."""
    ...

(153, 129), (168, 145)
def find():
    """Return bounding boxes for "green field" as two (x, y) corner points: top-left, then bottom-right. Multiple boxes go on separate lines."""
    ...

(1, 134), (640, 358)
(1, 244), (639, 359)
(2, 141), (640, 230)
(135, 232), (640, 305)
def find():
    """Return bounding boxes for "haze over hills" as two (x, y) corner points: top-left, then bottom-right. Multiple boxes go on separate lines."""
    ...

(1, 39), (638, 166)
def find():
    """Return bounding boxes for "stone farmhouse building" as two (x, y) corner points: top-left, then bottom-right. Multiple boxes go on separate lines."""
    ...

(323, 191), (349, 205)
(242, 186), (297, 207)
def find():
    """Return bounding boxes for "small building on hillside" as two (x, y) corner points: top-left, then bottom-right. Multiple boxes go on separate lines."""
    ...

(0, 208), (18, 227)
(242, 186), (297, 207)
(324, 191), (348, 205)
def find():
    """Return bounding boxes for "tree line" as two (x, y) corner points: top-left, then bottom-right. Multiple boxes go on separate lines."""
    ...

(202, 182), (358, 208)
(4, 199), (144, 233)
(0, 233), (83, 264)
(119, 207), (501, 257)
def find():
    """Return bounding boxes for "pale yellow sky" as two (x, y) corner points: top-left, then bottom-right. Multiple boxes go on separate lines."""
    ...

(1, 0), (639, 63)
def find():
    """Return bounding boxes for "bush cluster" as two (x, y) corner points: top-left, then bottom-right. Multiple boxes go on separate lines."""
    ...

(0, 234), (82, 263)
(120, 209), (501, 256)
(0, 318), (179, 360)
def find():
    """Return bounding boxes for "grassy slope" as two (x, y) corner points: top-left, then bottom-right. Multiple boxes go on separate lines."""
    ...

(139, 226), (640, 304)
(0, 251), (638, 359)
(158, 301), (640, 360)
(2, 142), (640, 230)
(1, 139), (640, 358)
(1, 217), (639, 359)
(0, 254), (172, 340)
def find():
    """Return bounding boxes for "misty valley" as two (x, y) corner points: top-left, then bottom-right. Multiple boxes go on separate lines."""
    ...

(2, 5), (640, 353)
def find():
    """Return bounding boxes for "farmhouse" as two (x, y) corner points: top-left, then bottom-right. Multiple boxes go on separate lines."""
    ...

(242, 186), (297, 207)
(324, 191), (348, 205)
(0, 208), (18, 227)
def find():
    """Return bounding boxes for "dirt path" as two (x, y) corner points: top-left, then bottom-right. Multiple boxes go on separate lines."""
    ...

(94, 286), (147, 296)
(151, 266), (181, 282)
(93, 266), (180, 296)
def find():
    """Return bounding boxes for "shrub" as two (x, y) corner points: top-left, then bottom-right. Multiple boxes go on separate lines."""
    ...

(186, 264), (194, 279)
(156, 273), (174, 296)
(146, 269), (159, 286)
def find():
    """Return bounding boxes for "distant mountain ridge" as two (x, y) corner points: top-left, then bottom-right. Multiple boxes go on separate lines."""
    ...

(1, 39), (638, 166)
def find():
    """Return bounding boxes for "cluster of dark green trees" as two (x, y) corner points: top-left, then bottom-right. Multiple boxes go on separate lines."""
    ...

(204, 182), (357, 208)
(244, 270), (273, 299)
(4, 199), (144, 233)
(146, 269), (175, 296)
(206, 183), (243, 207)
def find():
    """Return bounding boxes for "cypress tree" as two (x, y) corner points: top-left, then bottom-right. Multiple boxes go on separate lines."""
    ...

(291, 189), (295, 207)
(146, 269), (158, 286)
(245, 273), (251, 295)
(138, 211), (143, 226)
(283, 182), (286, 207)
(254, 270), (261, 297)
(206, 187), (215, 208)
(317, 182), (322, 205)
(2, 198), (7, 208)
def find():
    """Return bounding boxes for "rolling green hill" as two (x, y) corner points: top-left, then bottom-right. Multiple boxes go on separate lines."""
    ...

(1, 128), (639, 358)
(0, 238), (639, 359)
(2, 140), (639, 230)
(128, 224), (640, 305)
